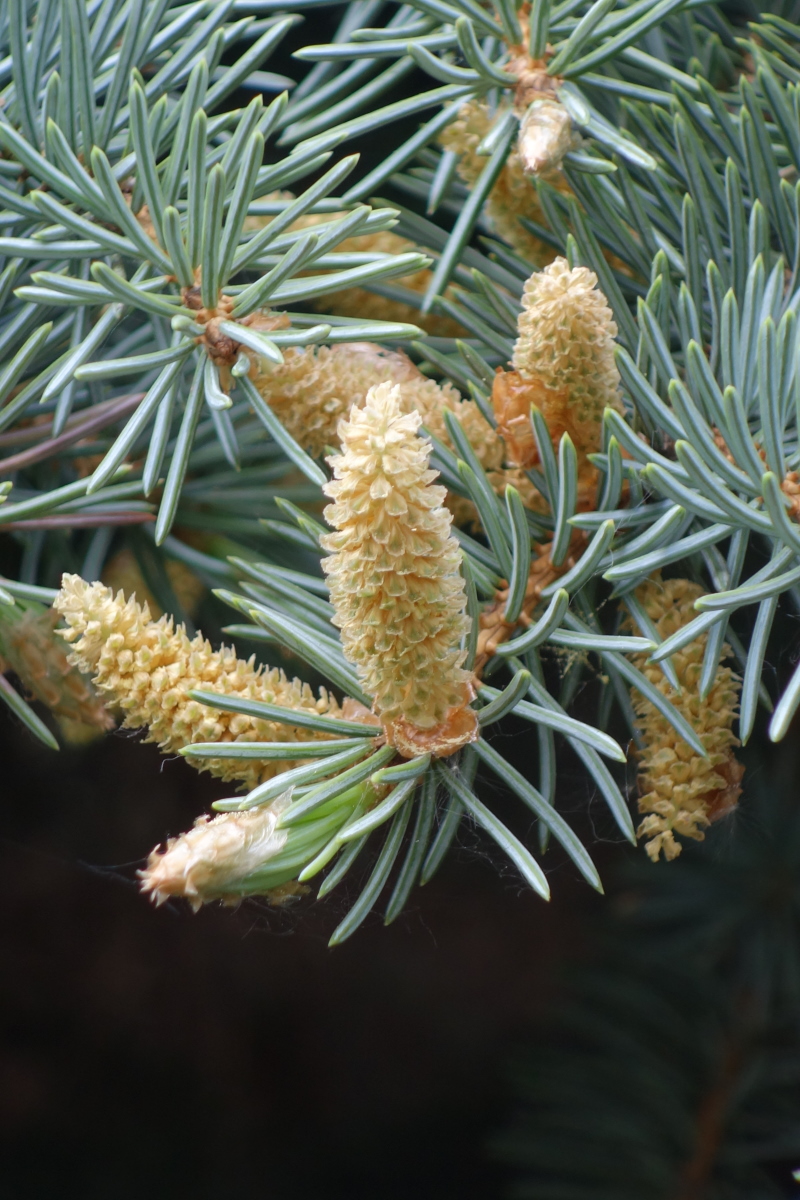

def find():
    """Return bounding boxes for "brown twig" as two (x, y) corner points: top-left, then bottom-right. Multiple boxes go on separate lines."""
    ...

(2, 512), (155, 530)
(0, 391), (146, 449)
(676, 1042), (743, 1199)
(0, 391), (145, 474)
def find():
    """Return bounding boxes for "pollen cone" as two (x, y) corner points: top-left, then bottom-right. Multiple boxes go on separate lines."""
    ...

(321, 382), (478, 758)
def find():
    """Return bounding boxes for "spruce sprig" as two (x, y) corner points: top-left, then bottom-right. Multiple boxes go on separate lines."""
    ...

(3, 1), (800, 946)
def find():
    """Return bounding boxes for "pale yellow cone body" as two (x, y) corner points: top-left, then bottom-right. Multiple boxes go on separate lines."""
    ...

(0, 603), (112, 739)
(54, 575), (344, 788)
(492, 257), (624, 509)
(628, 576), (743, 862)
(321, 382), (478, 757)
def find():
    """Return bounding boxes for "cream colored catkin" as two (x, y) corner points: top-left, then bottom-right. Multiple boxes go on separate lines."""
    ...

(628, 576), (743, 863)
(512, 256), (622, 447)
(251, 340), (509, 526)
(0, 601), (113, 741)
(54, 575), (345, 788)
(250, 340), (503, 466)
(491, 258), (624, 510)
(321, 382), (478, 758)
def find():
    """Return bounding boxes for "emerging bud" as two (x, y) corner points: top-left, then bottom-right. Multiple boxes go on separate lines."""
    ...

(322, 382), (478, 757)
(139, 799), (292, 911)
(440, 101), (561, 266)
(140, 780), (373, 911)
(518, 99), (574, 176)
(627, 576), (744, 863)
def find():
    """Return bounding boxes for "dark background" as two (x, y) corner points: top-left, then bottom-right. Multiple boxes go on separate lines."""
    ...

(3, 706), (798, 1199)
(0, 706), (616, 1200)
